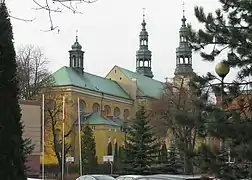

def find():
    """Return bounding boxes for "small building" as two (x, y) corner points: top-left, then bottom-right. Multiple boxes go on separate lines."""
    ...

(20, 100), (41, 177)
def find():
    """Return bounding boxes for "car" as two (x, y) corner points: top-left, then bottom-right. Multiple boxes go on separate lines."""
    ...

(134, 174), (213, 180)
(76, 174), (116, 180)
(116, 175), (143, 180)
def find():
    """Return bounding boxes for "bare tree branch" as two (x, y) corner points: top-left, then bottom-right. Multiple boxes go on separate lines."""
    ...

(2, 0), (98, 32)
(16, 45), (53, 100)
(33, 0), (98, 32)
(41, 90), (76, 176)
(151, 76), (210, 173)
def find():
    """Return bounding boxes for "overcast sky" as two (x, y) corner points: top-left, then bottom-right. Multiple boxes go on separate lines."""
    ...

(7, 0), (236, 82)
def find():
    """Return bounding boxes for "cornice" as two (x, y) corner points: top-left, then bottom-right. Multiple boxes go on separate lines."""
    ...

(63, 86), (134, 105)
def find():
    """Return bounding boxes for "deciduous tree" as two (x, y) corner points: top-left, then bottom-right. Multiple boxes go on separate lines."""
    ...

(152, 76), (210, 174)
(16, 45), (52, 100)
(42, 90), (75, 177)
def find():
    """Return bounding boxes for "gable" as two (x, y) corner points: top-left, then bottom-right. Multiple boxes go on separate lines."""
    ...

(106, 66), (138, 100)
(108, 66), (164, 99)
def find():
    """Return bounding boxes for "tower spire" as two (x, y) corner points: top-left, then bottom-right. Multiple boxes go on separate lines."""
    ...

(136, 9), (153, 78)
(69, 33), (85, 74)
(174, 2), (193, 76)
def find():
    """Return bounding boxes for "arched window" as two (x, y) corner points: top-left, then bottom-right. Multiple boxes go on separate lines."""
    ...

(123, 109), (130, 120)
(79, 100), (86, 114)
(92, 103), (100, 113)
(104, 105), (111, 116)
(72, 55), (76, 67)
(114, 107), (121, 118)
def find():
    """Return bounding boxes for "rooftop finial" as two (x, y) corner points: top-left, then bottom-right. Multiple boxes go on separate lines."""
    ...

(141, 8), (146, 29)
(76, 29), (78, 42)
(143, 8), (146, 20)
(182, 1), (185, 17)
(181, 1), (186, 25)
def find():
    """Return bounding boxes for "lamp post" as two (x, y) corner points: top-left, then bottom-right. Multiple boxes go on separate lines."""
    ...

(215, 62), (230, 108)
(215, 62), (231, 165)
(123, 121), (128, 144)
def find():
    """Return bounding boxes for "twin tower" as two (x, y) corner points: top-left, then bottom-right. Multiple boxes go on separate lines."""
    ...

(68, 12), (193, 78)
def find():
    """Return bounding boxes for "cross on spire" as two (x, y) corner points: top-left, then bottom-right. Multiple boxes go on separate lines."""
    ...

(143, 8), (146, 20)
(182, 1), (185, 17)
(76, 29), (78, 42)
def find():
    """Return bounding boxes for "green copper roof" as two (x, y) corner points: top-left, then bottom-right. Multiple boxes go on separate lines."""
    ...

(52, 66), (131, 99)
(81, 112), (121, 127)
(116, 66), (164, 99)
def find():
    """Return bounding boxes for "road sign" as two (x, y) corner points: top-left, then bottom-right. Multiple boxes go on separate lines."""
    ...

(66, 156), (74, 163)
(103, 155), (114, 162)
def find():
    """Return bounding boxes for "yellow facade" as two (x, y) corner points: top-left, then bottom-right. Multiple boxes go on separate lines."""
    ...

(43, 85), (134, 165)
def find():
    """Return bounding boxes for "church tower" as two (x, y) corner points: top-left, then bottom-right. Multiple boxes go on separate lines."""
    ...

(69, 34), (85, 74)
(174, 10), (193, 76)
(136, 10), (153, 78)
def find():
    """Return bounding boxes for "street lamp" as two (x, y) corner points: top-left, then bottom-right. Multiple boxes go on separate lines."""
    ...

(215, 62), (230, 107)
(215, 62), (231, 165)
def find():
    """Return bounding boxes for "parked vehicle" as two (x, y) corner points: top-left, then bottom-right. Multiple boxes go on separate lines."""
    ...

(76, 174), (116, 180)
(134, 174), (213, 180)
(116, 175), (143, 180)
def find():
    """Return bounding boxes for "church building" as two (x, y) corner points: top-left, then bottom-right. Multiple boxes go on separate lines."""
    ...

(44, 11), (194, 164)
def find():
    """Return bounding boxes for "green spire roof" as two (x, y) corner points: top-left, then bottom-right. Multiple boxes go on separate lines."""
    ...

(51, 66), (131, 99)
(116, 66), (164, 99)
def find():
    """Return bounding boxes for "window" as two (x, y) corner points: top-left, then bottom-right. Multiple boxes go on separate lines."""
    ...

(104, 105), (111, 116)
(73, 55), (76, 67)
(79, 99), (86, 114)
(113, 107), (121, 118)
(92, 103), (100, 113)
(123, 109), (130, 120)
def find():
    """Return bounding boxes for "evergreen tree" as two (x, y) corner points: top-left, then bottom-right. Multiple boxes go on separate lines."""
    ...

(0, 2), (29, 179)
(187, 0), (252, 177)
(159, 142), (168, 163)
(187, 0), (252, 79)
(123, 105), (160, 175)
(107, 141), (112, 155)
(81, 125), (98, 174)
(168, 144), (184, 174)
(190, 73), (252, 179)
(114, 141), (118, 162)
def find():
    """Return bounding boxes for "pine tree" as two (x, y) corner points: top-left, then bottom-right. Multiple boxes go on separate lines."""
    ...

(123, 105), (160, 175)
(0, 2), (29, 179)
(168, 144), (184, 174)
(190, 73), (252, 179)
(114, 141), (118, 162)
(188, 0), (252, 79)
(187, 1), (252, 175)
(107, 141), (112, 155)
(159, 142), (168, 163)
(81, 125), (98, 174)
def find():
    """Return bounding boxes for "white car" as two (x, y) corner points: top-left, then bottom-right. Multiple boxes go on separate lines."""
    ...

(116, 175), (143, 180)
(76, 175), (116, 180)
